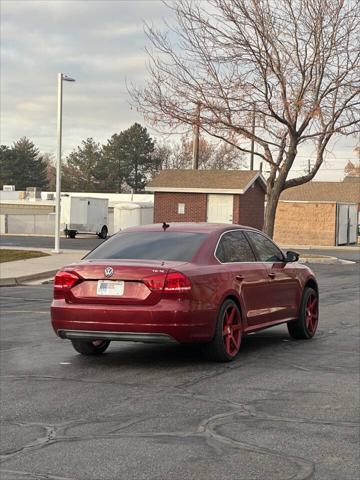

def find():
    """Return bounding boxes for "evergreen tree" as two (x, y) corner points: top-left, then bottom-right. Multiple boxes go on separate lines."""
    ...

(0, 138), (48, 189)
(119, 123), (157, 192)
(62, 138), (103, 192)
(101, 123), (158, 193)
(101, 134), (131, 193)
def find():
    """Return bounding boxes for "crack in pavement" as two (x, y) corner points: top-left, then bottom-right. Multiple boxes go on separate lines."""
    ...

(0, 374), (171, 388)
(0, 403), (319, 480)
(0, 468), (77, 480)
(198, 410), (315, 480)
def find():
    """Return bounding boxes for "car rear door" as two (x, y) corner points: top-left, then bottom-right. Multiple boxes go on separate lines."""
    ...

(244, 230), (299, 323)
(215, 230), (271, 329)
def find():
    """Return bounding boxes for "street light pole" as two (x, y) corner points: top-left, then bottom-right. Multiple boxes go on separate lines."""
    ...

(53, 73), (75, 254)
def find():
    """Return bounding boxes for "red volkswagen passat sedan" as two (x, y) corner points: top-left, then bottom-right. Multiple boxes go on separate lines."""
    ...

(51, 223), (319, 362)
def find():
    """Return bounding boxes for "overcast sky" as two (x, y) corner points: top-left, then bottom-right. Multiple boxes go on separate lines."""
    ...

(1, 0), (357, 181)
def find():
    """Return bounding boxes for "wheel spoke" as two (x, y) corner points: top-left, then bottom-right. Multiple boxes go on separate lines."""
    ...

(233, 333), (241, 348)
(225, 334), (231, 353)
(232, 324), (241, 332)
(310, 297), (317, 311)
(227, 307), (236, 325)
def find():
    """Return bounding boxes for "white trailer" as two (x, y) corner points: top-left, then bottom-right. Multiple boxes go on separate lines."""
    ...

(113, 202), (154, 232)
(61, 196), (108, 239)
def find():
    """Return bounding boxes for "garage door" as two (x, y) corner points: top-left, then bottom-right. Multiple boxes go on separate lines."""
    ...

(207, 194), (233, 223)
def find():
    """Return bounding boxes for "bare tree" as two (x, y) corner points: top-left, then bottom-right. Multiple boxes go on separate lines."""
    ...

(131, 0), (360, 236)
(154, 135), (246, 170)
(344, 159), (360, 176)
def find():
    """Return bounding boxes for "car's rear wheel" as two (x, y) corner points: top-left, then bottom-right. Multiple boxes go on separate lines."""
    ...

(287, 287), (318, 339)
(206, 299), (242, 362)
(71, 339), (110, 355)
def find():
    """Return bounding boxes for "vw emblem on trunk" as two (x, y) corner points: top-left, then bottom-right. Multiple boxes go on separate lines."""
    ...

(104, 267), (113, 278)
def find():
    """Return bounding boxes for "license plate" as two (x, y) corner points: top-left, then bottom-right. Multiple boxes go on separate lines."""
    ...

(97, 280), (124, 296)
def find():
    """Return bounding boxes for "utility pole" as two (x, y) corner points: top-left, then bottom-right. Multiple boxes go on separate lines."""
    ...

(192, 102), (200, 170)
(250, 103), (255, 170)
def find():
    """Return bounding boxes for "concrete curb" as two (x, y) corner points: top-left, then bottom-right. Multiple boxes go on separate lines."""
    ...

(299, 256), (355, 265)
(0, 269), (58, 287)
(281, 244), (360, 252)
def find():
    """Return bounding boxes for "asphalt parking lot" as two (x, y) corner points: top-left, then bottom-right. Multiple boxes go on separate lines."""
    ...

(0, 263), (359, 480)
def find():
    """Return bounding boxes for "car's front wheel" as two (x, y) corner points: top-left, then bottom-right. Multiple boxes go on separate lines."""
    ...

(206, 299), (242, 362)
(287, 287), (319, 339)
(71, 339), (110, 355)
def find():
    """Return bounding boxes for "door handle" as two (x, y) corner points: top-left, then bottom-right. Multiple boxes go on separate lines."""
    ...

(268, 272), (276, 279)
(236, 275), (244, 281)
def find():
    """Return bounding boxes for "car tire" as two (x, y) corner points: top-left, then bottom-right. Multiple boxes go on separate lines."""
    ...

(71, 339), (110, 355)
(98, 226), (108, 239)
(206, 299), (242, 362)
(287, 287), (319, 340)
(68, 231), (76, 239)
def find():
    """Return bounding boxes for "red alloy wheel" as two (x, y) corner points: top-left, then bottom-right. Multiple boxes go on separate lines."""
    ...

(222, 304), (242, 356)
(305, 294), (318, 334)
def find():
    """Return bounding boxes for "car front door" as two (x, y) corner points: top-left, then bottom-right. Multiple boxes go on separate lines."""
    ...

(215, 230), (271, 329)
(245, 230), (299, 324)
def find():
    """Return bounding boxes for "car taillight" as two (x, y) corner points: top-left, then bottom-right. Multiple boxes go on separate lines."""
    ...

(164, 271), (191, 292)
(143, 273), (167, 292)
(143, 271), (191, 293)
(53, 271), (80, 299)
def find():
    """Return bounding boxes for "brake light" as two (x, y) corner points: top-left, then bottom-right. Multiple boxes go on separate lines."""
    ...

(53, 271), (80, 299)
(142, 273), (166, 292)
(164, 271), (191, 292)
(143, 271), (191, 293)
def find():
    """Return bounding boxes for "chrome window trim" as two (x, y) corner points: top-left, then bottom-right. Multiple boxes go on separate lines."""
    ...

(213, 228), (258, 264)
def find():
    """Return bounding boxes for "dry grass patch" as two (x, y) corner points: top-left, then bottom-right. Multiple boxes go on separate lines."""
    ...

(0, 249), (49, 263)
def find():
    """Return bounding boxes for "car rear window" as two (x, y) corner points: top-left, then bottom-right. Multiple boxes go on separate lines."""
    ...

(85, 232), (206, 262)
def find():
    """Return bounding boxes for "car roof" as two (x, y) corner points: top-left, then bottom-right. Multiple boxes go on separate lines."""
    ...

(120, 223), (260, 234)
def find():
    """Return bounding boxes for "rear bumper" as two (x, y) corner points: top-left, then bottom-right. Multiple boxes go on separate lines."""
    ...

(51, 299), (215, 343)
(58, 330), (176, 343)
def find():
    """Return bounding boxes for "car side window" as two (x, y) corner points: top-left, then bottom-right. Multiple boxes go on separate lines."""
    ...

(246, 231), (284, 262)
(216, 231), (256, 263)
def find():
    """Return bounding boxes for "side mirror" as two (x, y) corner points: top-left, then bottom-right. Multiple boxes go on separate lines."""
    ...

(285, 250), (299, 262)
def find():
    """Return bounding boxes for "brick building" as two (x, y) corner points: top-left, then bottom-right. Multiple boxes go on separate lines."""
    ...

(146, 170), (266, 229)
(274, 181), (360, 246)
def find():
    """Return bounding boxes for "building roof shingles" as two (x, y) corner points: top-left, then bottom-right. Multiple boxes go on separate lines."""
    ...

(147, 170), (263, 191)
(280, 181), (360, 203)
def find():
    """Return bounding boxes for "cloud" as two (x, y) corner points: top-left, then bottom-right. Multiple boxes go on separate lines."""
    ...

(0, 0), (356, 181)
(0, 0), (171, 153)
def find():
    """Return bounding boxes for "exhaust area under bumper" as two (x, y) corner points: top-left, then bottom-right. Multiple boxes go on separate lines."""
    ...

(57, 329), (178, 344)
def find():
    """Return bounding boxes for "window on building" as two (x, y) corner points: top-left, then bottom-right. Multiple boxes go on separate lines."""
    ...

(178, 203), (185, 214)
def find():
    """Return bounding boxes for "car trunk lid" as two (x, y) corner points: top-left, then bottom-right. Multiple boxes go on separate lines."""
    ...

(58, 259), (188, 306)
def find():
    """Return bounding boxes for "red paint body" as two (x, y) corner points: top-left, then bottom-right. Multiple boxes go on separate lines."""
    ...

(51, 224), (318, 344)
